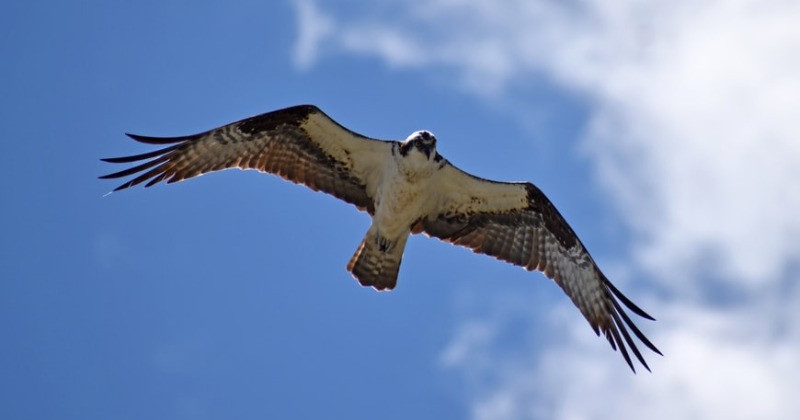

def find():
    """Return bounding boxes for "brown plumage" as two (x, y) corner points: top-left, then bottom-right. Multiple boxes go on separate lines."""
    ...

(101, 104), (661, 372)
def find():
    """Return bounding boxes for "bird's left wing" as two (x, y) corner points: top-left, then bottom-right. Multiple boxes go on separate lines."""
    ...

(100, 105), (395, 214)
(417, 161), (661, 372)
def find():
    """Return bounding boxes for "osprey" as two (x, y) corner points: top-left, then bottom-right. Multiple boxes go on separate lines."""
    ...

(101, 104), (661, 372)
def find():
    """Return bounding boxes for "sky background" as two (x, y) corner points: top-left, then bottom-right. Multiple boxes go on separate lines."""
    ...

(2, 0), (800, 419)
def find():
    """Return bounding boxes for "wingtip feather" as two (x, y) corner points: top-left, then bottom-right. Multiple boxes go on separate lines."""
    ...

(125, 132), (189, 145)
(603, 276), (656, 321)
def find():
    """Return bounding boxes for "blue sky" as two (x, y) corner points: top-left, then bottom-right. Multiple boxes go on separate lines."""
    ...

(3, 1), (800, 419)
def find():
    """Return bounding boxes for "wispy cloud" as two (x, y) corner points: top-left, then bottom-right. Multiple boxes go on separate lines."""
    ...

(441, 294), (800, 419)
(292, 0), (334, 70)
(292, 1), (800, 418)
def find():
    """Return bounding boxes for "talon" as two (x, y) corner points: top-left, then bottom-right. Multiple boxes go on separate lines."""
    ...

(378, 237), (392, 252)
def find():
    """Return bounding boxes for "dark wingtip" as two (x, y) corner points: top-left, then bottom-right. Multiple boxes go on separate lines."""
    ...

(125, 132), (189, 145)
(608, 322), (636, 373)
(615, 298), (664, 357)
(597, 273), (661, 373)
(603, 275), (657, 321)
(99, 180), (134, 192)
(100, 144), (182, 165)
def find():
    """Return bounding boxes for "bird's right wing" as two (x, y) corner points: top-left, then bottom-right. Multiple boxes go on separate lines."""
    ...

(100, 105), (396, 214)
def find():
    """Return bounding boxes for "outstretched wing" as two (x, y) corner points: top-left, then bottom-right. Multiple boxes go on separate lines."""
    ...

(100, 105), (396, 214)
(417, 162), (662, 372)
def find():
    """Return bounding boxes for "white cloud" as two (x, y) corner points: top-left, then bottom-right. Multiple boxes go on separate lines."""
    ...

(443, 296), (800, 420)
(292, 1), (800, 418)
(291, 0), (334, 70)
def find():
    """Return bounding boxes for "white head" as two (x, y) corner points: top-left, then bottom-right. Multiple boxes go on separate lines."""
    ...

(400, 130), (437, 160)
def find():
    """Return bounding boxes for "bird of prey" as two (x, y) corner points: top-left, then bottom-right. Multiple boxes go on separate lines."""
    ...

(101, 104), (661, 372)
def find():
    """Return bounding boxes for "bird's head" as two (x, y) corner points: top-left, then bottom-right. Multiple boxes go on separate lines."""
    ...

(401, 130), (437, 159)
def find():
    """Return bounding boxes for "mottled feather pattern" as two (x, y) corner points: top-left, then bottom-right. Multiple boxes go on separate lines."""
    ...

(100, 106), (375, 213)
(347, 232), (407, 291)
(422, 183), (661, 372)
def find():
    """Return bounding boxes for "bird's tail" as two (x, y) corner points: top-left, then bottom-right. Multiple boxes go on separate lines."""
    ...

(347, 231), (408, 291)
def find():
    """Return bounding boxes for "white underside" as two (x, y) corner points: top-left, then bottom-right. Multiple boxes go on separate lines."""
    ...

(370, 148), (438, 240)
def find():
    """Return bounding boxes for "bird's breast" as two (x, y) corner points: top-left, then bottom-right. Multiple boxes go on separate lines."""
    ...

(372, 168), (434, 238)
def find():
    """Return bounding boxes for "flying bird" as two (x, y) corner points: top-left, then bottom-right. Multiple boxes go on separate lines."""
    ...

(101, 104), (661, 372)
